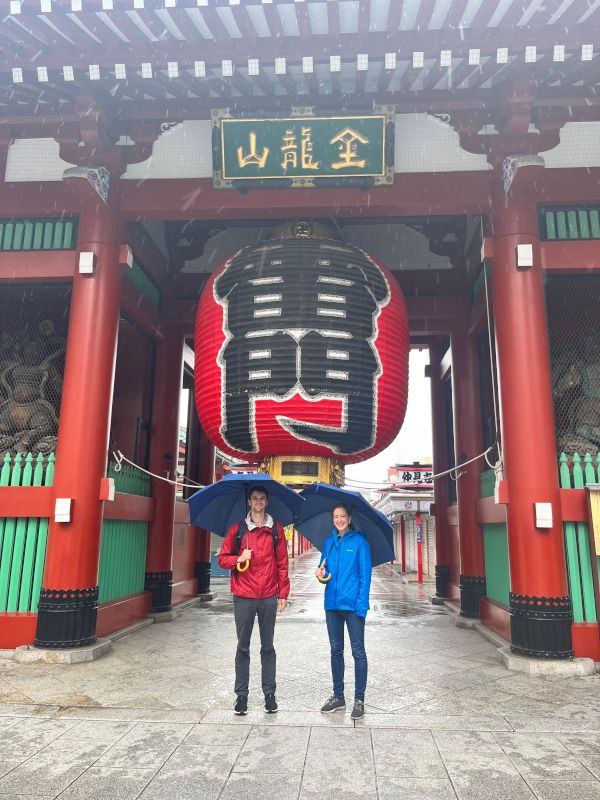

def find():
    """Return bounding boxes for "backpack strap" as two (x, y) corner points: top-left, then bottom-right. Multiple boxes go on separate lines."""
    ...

(235, 519), (279, 555)
(234, 520), (247, 555)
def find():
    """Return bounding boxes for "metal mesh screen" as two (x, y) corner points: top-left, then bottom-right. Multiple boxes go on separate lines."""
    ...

(546, 275), (600, 457)
(0, 285), (70, 457)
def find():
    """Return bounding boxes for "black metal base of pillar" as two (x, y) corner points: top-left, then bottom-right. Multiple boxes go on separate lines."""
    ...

(509, 593), (574, 659)
(34, 587), (98, 648)
(459, 574), (486, 618)
(435, 564), (451, 598)
(195, 561), (211, 595)
(145, 571), (173, 613)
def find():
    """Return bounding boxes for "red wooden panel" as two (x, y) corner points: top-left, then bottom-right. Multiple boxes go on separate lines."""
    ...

(0, 251), (76, 282)
(96, 592), (152, 638)
(0, 487), (52, 518)
(560, 488), (588, 522)
(480, 597), (511, 643)
(104, 493), (154, 522)
(0, 612), (37, 648)
(476, 496), (507, 524)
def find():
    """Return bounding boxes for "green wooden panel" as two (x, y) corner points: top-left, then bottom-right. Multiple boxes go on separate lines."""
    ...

(545, 211), (556, 240)
(556, 211), (567, 239)
(483, 523), (510, 606)
(578, 210), (591, 239)
(6, 454), (33, 611)
(577, 522), (597, 622)
(480, 469), (495, 498)
(591, 210), (600, 238)
(98, 519), (148, 604)
(565, 522), (584, 622)
(0, 218), (77, 251)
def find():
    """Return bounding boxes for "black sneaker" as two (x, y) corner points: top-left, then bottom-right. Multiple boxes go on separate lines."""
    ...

(264, 693), (278, 713)
(320, 695), (346, 713)
(351, 700), (365, 720)
(234, 696), (248, 716)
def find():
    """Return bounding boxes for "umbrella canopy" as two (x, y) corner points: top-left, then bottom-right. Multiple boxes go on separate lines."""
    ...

(188, 472), (304, 536)
(297, 483), (394, 567)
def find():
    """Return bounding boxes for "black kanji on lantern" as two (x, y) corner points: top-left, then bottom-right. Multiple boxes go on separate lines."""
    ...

(214, 238), (390, 454)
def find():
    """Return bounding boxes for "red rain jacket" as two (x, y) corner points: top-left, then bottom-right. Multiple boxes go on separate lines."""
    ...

(217, 519), (290, 600)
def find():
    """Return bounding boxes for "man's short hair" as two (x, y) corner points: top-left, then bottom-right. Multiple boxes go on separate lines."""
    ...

(248, 485), (269, 499)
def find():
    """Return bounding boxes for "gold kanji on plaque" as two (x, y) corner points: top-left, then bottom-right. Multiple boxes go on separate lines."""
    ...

(330, 127), (369, 170)
(281, 129), (298, 169)
(237, 132), (269, 169)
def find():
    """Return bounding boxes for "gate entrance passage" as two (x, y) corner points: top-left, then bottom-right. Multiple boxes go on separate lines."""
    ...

(0, 1), (599, 665)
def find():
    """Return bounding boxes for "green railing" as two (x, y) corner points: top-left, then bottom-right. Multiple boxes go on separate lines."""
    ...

(480, 468), (496, 498)
(559, 453), (598, 623)
(98, 520), (148, 603)
(0, 455), (150, 611)
(0, 218), (78, 251)
(540, 207), (600, 241)
(107, 461), (150, 496)
(0, 452), (54, 613)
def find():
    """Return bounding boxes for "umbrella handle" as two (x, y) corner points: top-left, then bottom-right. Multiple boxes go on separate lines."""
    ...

(316, 558), (332, 584)
(236, 560), (250, 573)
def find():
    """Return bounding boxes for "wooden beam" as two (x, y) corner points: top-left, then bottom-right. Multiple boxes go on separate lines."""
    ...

(0, 250), (77, 281)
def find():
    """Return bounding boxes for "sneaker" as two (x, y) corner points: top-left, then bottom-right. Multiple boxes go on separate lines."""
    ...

(351, 700), (365, 720)
(264, 693), (278, 713)
(234, 696), (248, 716)
(320, 695), (346, 713)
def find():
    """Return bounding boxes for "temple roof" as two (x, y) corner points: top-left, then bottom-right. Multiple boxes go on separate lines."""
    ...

(0, 0), (598, 116)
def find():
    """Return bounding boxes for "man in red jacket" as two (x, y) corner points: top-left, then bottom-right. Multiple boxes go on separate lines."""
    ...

(217, 485), (290, 715)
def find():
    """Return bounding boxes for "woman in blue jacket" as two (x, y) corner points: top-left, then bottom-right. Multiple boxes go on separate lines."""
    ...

(315, 503), (372, 720)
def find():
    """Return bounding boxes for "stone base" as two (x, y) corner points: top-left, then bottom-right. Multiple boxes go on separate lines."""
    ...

(497, 646), (598, 676)
(149, 596), (204, 623)
(197, 592), (214, 602)
(429, 595), (445, 606)
(14, 638), (112, 664)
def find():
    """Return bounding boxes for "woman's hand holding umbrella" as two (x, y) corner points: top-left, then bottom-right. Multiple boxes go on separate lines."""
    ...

(315, 558), (331, 583)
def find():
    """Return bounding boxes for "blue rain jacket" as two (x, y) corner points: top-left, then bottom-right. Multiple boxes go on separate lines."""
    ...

(320, 530), (372, 618)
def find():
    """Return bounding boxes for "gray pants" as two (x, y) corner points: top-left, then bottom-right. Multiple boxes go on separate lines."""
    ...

(233, 595), (278, 697)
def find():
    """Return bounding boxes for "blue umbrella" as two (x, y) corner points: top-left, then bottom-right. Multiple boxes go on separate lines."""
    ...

(296, 483), (394, 567)
(188, 472), (304, 536)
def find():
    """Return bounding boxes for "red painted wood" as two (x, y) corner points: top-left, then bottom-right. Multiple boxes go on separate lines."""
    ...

(121, 175), (493, 220)
(0, 487), (52, 518)
(0, 251), (76, 281)
(96, 592), (152, 638)
(491, 172), (569, 598)
(541, 240), (600, 272)
(400, 517), (406, 572)
(120, 278), (165, 342)
(0, 184), (76, 216)
(560, 489), (588, 522)
(446, 504), (459, 526)
(451, 329), (486, 580)
(41, 177), (124, 591)
(0, 613), (37, 649)
(480, 597), (511, 643)
(429, 343), (451, 571)
(174, 501), (189, 525)
(171, 578), (198, 606)
(105, 493), (154, 522)
(571, 623), (600, 661)
(145, 327), (184, 577)
(476, 496), (507, 525)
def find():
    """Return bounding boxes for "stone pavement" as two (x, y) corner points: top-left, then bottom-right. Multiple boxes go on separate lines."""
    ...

(0, 553), (599, 800)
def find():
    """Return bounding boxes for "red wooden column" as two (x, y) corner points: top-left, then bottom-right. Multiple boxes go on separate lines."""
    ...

(195, 427), (215, 595)
(450, 329), (487, 617)
(145, 324), (184, 612)
(428, 343), (451, 598)
(35, 172), (124, 648)
(491, 164), (572, 658)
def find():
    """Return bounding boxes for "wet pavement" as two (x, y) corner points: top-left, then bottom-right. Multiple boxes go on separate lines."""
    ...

(0, 552), (599, 799)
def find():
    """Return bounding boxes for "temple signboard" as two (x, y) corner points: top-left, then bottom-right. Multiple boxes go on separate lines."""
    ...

(212, 108), (394, 188)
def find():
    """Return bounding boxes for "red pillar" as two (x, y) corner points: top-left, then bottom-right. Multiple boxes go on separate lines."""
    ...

(144, 324), (184, 612)
(35, 174), (124, 648)
(428, 343), (451, 597)
(450, 329), (487, 617)
(400, 516), (406, 572)
(195, 427), (214, 595)
(491, 165), (572, 658)
(416, 513), (423, 584)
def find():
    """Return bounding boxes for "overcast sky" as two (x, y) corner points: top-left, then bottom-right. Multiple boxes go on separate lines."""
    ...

(345, 348), (433, 489)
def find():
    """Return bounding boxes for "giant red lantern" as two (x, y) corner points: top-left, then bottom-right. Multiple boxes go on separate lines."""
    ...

(194, 225), (409, 466)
